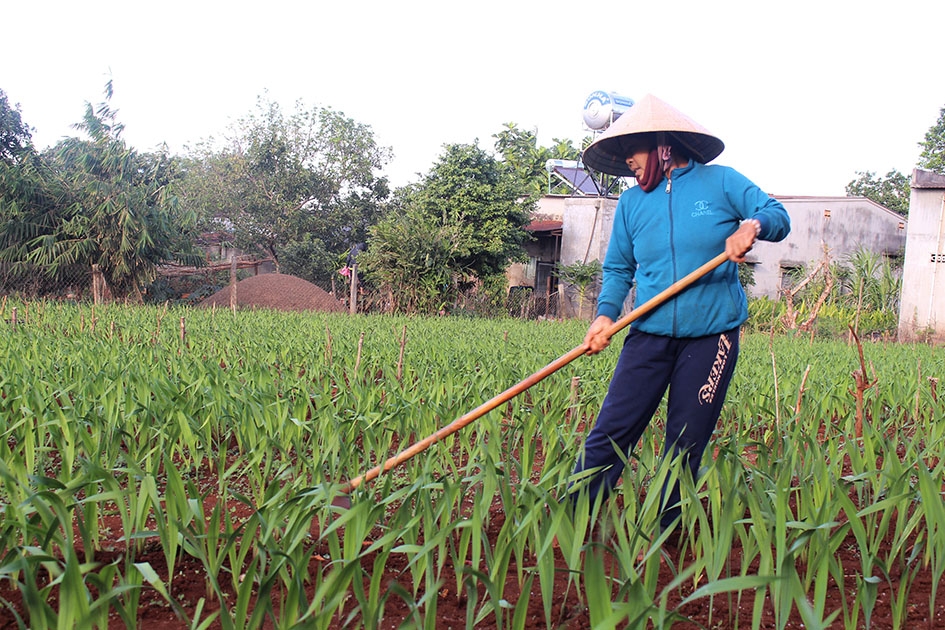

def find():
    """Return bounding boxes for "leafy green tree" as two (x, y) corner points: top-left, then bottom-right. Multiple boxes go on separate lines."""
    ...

(415, 143), (532, 279)
(0, 89), (33, 164)
(846, 104), (945, 216)
(0, 83), (203, 298)
(181, 95), (390, 286)
(845, 169), (910, 216)
(359, 195), (463, 314)
(361, 143), (533, 314)
(277, 234), (337, 287)
(0, 91), (58, 281)
(493, 123), (581, 197)
(0, 151), (67, 293)
(918, 104), (945, 174)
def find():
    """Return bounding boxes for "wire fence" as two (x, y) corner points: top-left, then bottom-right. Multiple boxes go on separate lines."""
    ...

(150, 257), (276, 305)
(506, 286), (560, 319)
(0, 263), (92, 301)
(0, 257), (276, 305)
(0, 259), (572, 320)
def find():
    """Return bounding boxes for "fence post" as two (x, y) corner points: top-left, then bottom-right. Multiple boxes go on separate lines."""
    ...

(229, 256), (237, 314)
(92, 264), (106, 305)
(349, 262), (358, 315)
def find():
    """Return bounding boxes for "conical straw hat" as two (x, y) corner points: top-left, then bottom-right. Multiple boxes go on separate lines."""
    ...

(582, 94), (724, 177)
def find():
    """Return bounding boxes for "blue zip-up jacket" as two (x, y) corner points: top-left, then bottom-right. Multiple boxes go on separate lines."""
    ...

(596, 161), (791, 337)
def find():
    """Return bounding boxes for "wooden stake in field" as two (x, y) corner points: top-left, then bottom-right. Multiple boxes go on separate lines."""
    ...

(355, 332), (364, 375)
(566, 376), (581, 423)
(396, 324), (407, 384)
(348, 261), (359, 315)
(153, 305), (167, 345)
(794, 364), (812, 417)
(848, 326), (877, 438)
(325, 325), (333, 366)
(229, 256), (238, 314)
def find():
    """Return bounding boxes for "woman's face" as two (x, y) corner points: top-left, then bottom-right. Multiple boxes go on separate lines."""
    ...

(624, 146), (649, 180)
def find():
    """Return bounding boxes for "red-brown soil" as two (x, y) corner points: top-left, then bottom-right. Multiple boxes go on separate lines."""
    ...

(199, 273), (345, 313)
(1, 398), (941, 627)
(0, 490), (942, 629)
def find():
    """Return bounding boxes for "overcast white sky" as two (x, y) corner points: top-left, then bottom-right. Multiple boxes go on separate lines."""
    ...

(5, 0), (945, 197)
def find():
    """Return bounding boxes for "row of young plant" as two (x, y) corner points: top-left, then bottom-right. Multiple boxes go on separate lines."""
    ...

(0, 300), (942, 628)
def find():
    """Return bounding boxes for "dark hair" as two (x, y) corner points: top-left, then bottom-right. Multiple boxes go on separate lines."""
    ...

(666, 134), (693, 162)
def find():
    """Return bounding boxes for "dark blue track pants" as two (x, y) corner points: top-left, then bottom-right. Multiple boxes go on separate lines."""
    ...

(572, 327), (740, 529)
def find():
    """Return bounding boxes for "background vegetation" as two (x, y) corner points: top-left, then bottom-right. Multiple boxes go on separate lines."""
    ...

(0, 84), (585, 310)
(0, 83), (944, 326)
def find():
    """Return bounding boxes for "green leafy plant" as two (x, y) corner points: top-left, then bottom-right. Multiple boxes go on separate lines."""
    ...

(556, 259), (603, 319)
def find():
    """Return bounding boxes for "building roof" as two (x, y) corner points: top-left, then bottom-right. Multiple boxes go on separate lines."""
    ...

(526, 219), (563, 233)
(775, 195), (907, 221)
(913, 168), (945, 189)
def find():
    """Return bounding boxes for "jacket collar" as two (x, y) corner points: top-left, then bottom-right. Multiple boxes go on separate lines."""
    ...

(668, 159), (695, 180)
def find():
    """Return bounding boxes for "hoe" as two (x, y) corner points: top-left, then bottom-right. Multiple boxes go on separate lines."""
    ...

(336, 251), (729, 504)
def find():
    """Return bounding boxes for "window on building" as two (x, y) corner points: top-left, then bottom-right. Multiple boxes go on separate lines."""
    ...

(780, 264), (803, 291)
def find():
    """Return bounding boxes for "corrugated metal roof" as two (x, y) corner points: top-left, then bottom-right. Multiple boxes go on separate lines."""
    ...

(526, 219), (563, 232)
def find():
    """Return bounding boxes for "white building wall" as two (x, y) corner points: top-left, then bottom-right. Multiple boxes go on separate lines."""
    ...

(898, 169), (945, 343)
(560, 197), (616, 266)
(556, 197), (616, 317)
(533, 192), (905, 318)
(750, 196), (907, 297)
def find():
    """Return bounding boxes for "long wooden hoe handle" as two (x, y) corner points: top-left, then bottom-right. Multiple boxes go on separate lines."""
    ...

(341, 251), (730, 493)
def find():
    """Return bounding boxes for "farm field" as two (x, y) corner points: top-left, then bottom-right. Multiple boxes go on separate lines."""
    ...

(0, 300), (944, 629)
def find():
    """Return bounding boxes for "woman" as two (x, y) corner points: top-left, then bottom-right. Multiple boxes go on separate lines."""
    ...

(573, 94), (791, 534)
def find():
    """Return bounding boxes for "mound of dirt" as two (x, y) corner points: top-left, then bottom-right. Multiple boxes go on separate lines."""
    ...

(198, 273), (346, 313)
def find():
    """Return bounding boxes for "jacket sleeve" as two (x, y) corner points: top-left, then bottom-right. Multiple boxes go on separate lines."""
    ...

(724, 169), (791, 242)
(595, 196), (637, 321)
